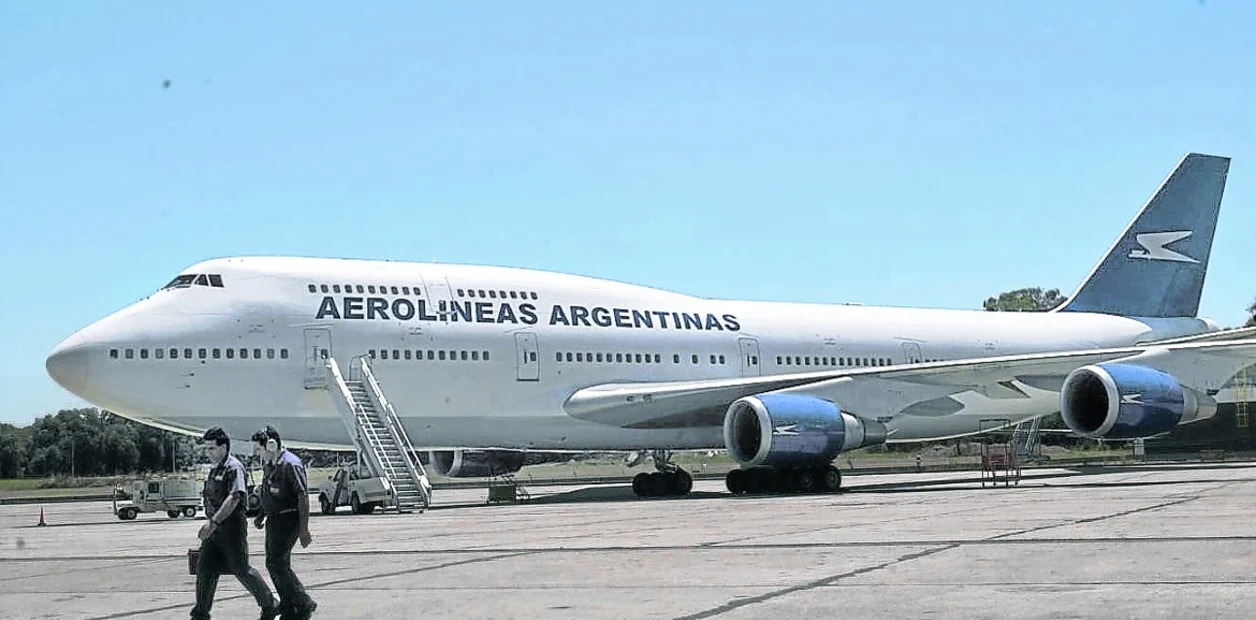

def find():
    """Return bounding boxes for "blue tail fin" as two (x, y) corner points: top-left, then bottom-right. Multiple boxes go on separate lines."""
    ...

(1057, 153), (1230, 318)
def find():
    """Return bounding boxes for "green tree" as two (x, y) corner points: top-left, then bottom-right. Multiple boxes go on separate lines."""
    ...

(983, 287), (1065, 312)
(1246, 298), (1256, 327)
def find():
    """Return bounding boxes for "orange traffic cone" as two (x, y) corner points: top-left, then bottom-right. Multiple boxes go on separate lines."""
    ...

(38, 507), (46, 526)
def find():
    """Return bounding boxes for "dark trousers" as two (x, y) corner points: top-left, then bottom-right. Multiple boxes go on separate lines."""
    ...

(265, 512), (314, 613)
(191, 519), (275, 619)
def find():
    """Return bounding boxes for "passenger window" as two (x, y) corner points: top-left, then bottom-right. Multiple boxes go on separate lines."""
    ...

(267, 348), (275, 359)
(405, 350), (412, 360)
(110, 349), (118, 359)
(333, 285), (342, 293)
(280, 349), (289, 359)
(369, 285), (376, 294)
(458, 351), (465, 361)
(140, 349), (148, 359)
(355, 285), (363, 293)
(213, 349), (221, 359)
(719, 355), (725, 364)
(489, 290), (497, 299)
(673, 354), (680, 364)
(635, 354), (643, 363)
(426, 350), (434, 360)
(692, 354), (699, 364)
(556, 352), (563, 362)
(499, 290), (507, 299)
(576, 353), (583, 362)
(391, 286), (399, 294)
(155, 349), (164, 359)
(169, 348), (178, 359)
(530, 292), (538, 300)
(565, 352), (572, 362)
(458, 289), (465, 297)
(439, 351), (446, 361)
(226, 349), (235, 359)
(321, 285), (329, 293)
(596, 353), (604, 362)
(393, 349), (400, 359)
(529, 352), (536, 362)
(199, 348), (207, 359)
(403, 287), (411, 295)
(308, 285), (316, 293)
(510, 291), (518, 299)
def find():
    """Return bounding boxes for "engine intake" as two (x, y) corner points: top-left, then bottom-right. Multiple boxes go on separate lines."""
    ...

(1060, 363), (1217, 439)
(722, 393), (887, 467)
(427, 449), (526, 478)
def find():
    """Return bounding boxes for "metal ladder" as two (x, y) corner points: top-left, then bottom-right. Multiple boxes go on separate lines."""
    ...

(326, 356), (432, 512)
(1011, 416), (1044, 461)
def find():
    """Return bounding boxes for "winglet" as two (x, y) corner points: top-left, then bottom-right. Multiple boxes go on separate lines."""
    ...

(1056, 153), (1231, 318)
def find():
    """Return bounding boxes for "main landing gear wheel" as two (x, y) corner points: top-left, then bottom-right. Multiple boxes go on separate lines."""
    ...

(726, 465), (842, 496)
(632, 469), (693, 498)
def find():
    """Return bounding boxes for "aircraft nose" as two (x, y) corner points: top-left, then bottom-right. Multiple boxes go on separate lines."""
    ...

(46, 333), (91, 395)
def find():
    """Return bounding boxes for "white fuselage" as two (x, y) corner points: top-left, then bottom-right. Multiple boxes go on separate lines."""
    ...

(49, 256), (1218, 451)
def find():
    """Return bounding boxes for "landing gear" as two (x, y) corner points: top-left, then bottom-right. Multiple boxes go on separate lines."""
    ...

(725, 464), (842, 496)
(631, 450), (694, 498)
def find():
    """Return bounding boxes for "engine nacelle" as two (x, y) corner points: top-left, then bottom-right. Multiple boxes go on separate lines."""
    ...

(722, 393), (887, 467)
(1060, 363), (1217, 439)
(427, 449), (526, 478)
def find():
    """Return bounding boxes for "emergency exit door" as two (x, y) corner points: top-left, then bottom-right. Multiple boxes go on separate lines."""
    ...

(303, 328), (332, 388)
(514, 332), (539, 381)
(739, 337), (762, 377)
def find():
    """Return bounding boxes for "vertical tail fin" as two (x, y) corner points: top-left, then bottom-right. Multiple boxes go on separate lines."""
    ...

(1057, 153), (1230, 318)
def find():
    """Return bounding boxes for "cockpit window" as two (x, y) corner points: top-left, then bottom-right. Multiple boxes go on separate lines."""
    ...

(161, 273), (225, 290)
(162, 275), (197, 289)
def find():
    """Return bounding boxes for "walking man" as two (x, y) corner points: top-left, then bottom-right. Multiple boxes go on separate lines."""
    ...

(191, 427), (279, 620)
(252, 426), (317, 619)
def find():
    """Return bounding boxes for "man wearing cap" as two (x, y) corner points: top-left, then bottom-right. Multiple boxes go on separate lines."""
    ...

(252, 426), (317, 619)
(191, 427), (279, 620)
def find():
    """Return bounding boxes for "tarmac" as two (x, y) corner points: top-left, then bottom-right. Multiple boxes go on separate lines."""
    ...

(0, 462), (1253, 619)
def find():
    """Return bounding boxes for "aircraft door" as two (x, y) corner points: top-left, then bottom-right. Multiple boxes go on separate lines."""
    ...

(738, 337), (761, 377)
(421, 275), (455, 324)
(303, 328), (332, 388)
(514, 332), (539, 381)
(902, 341), (923, 364)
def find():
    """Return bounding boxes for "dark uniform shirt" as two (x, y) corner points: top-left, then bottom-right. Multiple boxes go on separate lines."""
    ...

(203, 453), (249, 522)
(261, 450), (308, 516)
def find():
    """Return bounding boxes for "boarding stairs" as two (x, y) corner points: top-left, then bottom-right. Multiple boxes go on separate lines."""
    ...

(1011, 416), (1044, 462)
(326, 356), (432, 513)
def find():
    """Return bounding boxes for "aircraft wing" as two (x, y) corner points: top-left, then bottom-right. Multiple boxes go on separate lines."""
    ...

(563, 338), (1256, 430)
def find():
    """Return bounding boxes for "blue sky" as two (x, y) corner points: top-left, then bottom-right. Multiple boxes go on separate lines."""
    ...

(2, 1), (1254, 424)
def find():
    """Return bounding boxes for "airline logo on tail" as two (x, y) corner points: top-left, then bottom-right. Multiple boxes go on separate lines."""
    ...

(1128, 231), (1199, 264)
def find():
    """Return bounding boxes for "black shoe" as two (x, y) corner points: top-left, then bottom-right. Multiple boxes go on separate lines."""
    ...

(282, 602), (317, 620)
(257, 606), (281, 620)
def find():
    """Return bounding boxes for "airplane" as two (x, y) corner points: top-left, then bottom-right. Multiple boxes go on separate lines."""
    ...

(46, 152), (1256, 499)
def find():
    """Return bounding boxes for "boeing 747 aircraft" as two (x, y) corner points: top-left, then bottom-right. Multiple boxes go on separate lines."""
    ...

(46, 153), (1256, 499)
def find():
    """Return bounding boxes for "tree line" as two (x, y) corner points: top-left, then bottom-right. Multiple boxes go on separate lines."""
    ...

(0, 408), (199, 479)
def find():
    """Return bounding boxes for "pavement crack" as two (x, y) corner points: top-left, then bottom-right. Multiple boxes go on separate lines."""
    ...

(83, 550), (532, 620)
(670, 544), (958, 620)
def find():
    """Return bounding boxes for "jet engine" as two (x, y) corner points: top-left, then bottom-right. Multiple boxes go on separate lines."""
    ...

(722, 393), (887, 467)
(1059, 363), (1217, 439)
(427, 449), (527, 478)
(425, 449), (573, 478)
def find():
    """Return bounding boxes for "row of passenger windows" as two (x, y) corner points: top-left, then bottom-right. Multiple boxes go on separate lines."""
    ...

(110, 347), (290, 360)
(368, 349), (492, 362)
(777, 355), (893, 367)
(555, 351), (743, 365)
(309, 283), (421, 296)
(456, 287), (539, 301)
